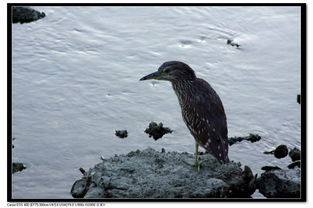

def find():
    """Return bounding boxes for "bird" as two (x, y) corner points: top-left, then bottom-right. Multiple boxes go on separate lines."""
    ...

(140, 61), (229, 169)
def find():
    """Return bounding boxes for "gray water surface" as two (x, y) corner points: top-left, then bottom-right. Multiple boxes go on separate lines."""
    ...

(12, 6), (301, 199)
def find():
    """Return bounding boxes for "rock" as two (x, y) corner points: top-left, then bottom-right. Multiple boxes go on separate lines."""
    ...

(115, 130), (128, 138)
(264, 145), (288, 159)
(84, 184), (106, 198)
(274, 145), (288, 159)
(228, 134), (261, 146)
(71, 148), (256, 198)
(12, 137), (15, 148)
(227, 39), (240, 48)
(263, 150), (275, 154)
(288, 161), (300, 169)
(144, 122), (173, 140)
(12, 7), (46, 24)
(79, 167), (86, 174)
(71, 178), (91, 198)
(257, 168), (300, 198)
(289, 147), (300, 162)
(261, 166), (281, 172)
(13, 162), (26, 174)
(297, 94), (301, 104)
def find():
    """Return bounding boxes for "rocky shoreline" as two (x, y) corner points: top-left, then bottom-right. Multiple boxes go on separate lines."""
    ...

(70, 147), (301, 199)
(71, 148), (257, 198)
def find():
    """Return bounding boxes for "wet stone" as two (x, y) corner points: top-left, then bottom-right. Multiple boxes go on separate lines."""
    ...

(274, 145), (288, 159)
(227, 39), (240, 48)
(13, 162), (26, 174)
(264, 144), (289, 159)
(228, 134), (261, 146)
(71, 178), (89, 198)
(289, 147), (300, 162)
(257, 168), (300, 198)
(71, 148), (256, 198)
(144, 122), (173, 140)
(13, 7), (46, 24)
(261, 166), (281, 172)
(115, 130), (128, 138)
(288, 161), (300, 169)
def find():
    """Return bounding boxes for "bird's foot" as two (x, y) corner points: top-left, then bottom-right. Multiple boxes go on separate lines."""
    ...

(183, 158), (208, 172)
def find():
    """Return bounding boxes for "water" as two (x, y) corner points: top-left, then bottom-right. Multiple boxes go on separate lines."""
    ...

(12, 6), (301, 199)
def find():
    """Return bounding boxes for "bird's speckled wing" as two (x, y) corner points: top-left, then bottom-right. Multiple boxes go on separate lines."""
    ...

(182, 79), (229, 163)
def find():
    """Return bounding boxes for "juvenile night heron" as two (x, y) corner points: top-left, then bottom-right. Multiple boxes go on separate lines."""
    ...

(140, 61), (229, 169)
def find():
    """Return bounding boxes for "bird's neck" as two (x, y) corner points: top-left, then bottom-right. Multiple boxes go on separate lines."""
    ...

(172, 80), (196, 105)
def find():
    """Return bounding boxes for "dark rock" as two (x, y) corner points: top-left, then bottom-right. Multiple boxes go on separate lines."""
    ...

(235, 166), (258, 197)
(289, 147), (300, 162)
(261, 166), (281, 172)
(71, 178), (91, 198)
(79, 167), (86, 174)
(288, 161), (300, 169)
(227, 39), (240, 48)
(13, 162), (26, 174)
(115, 130), (128, 138)
(297, 94), (301, 104)
(71, 167), (95, 198)
(71, 148), (256, 198)
(12, 137), (15, 148)
(257, 168), (300, 198)
(274, 145), (288, 159)
(144, 122), (173, 140)
(264, 145), (288, 159)
(228, 134), (261, 146)
(12, 7), (46, 24)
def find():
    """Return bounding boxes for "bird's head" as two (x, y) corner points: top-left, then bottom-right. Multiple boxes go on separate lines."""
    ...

(140, 61), (196, 82)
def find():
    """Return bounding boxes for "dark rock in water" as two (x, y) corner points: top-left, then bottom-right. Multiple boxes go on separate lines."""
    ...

(13, 162), (26, 173)
(274, 145), (288, 159)
(227, 39), (240, 48)
(115, 130), (128, 138)
(144, 122), (173, 140)
(71, 148), (256, 198)
(297, 94), (301, 104)
(289, 147), (300, 162)
(12, 7), (46, 24)
(257, 168), (300, 198)
(71, 177), (91, 198)
(12, 137), (16, 148)
(228, 134), (261, 146)
(264, 145), (288, 159)
(261, 166), (281, 172)
(288, 161), (300, 169)
(79, 167), (86, 174)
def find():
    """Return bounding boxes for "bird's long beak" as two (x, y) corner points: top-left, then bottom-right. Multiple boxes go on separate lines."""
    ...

(139, 71), (162, 81)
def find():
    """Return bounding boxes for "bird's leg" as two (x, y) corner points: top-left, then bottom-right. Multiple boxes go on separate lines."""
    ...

(195, 143), (209, 171)
(183, 143), (207, 171)
(195, 143), (211, 171)
(194, 143), (201, 171)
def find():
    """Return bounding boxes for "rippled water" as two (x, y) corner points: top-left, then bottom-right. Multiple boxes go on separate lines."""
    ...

(12, 6), (301, 199)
